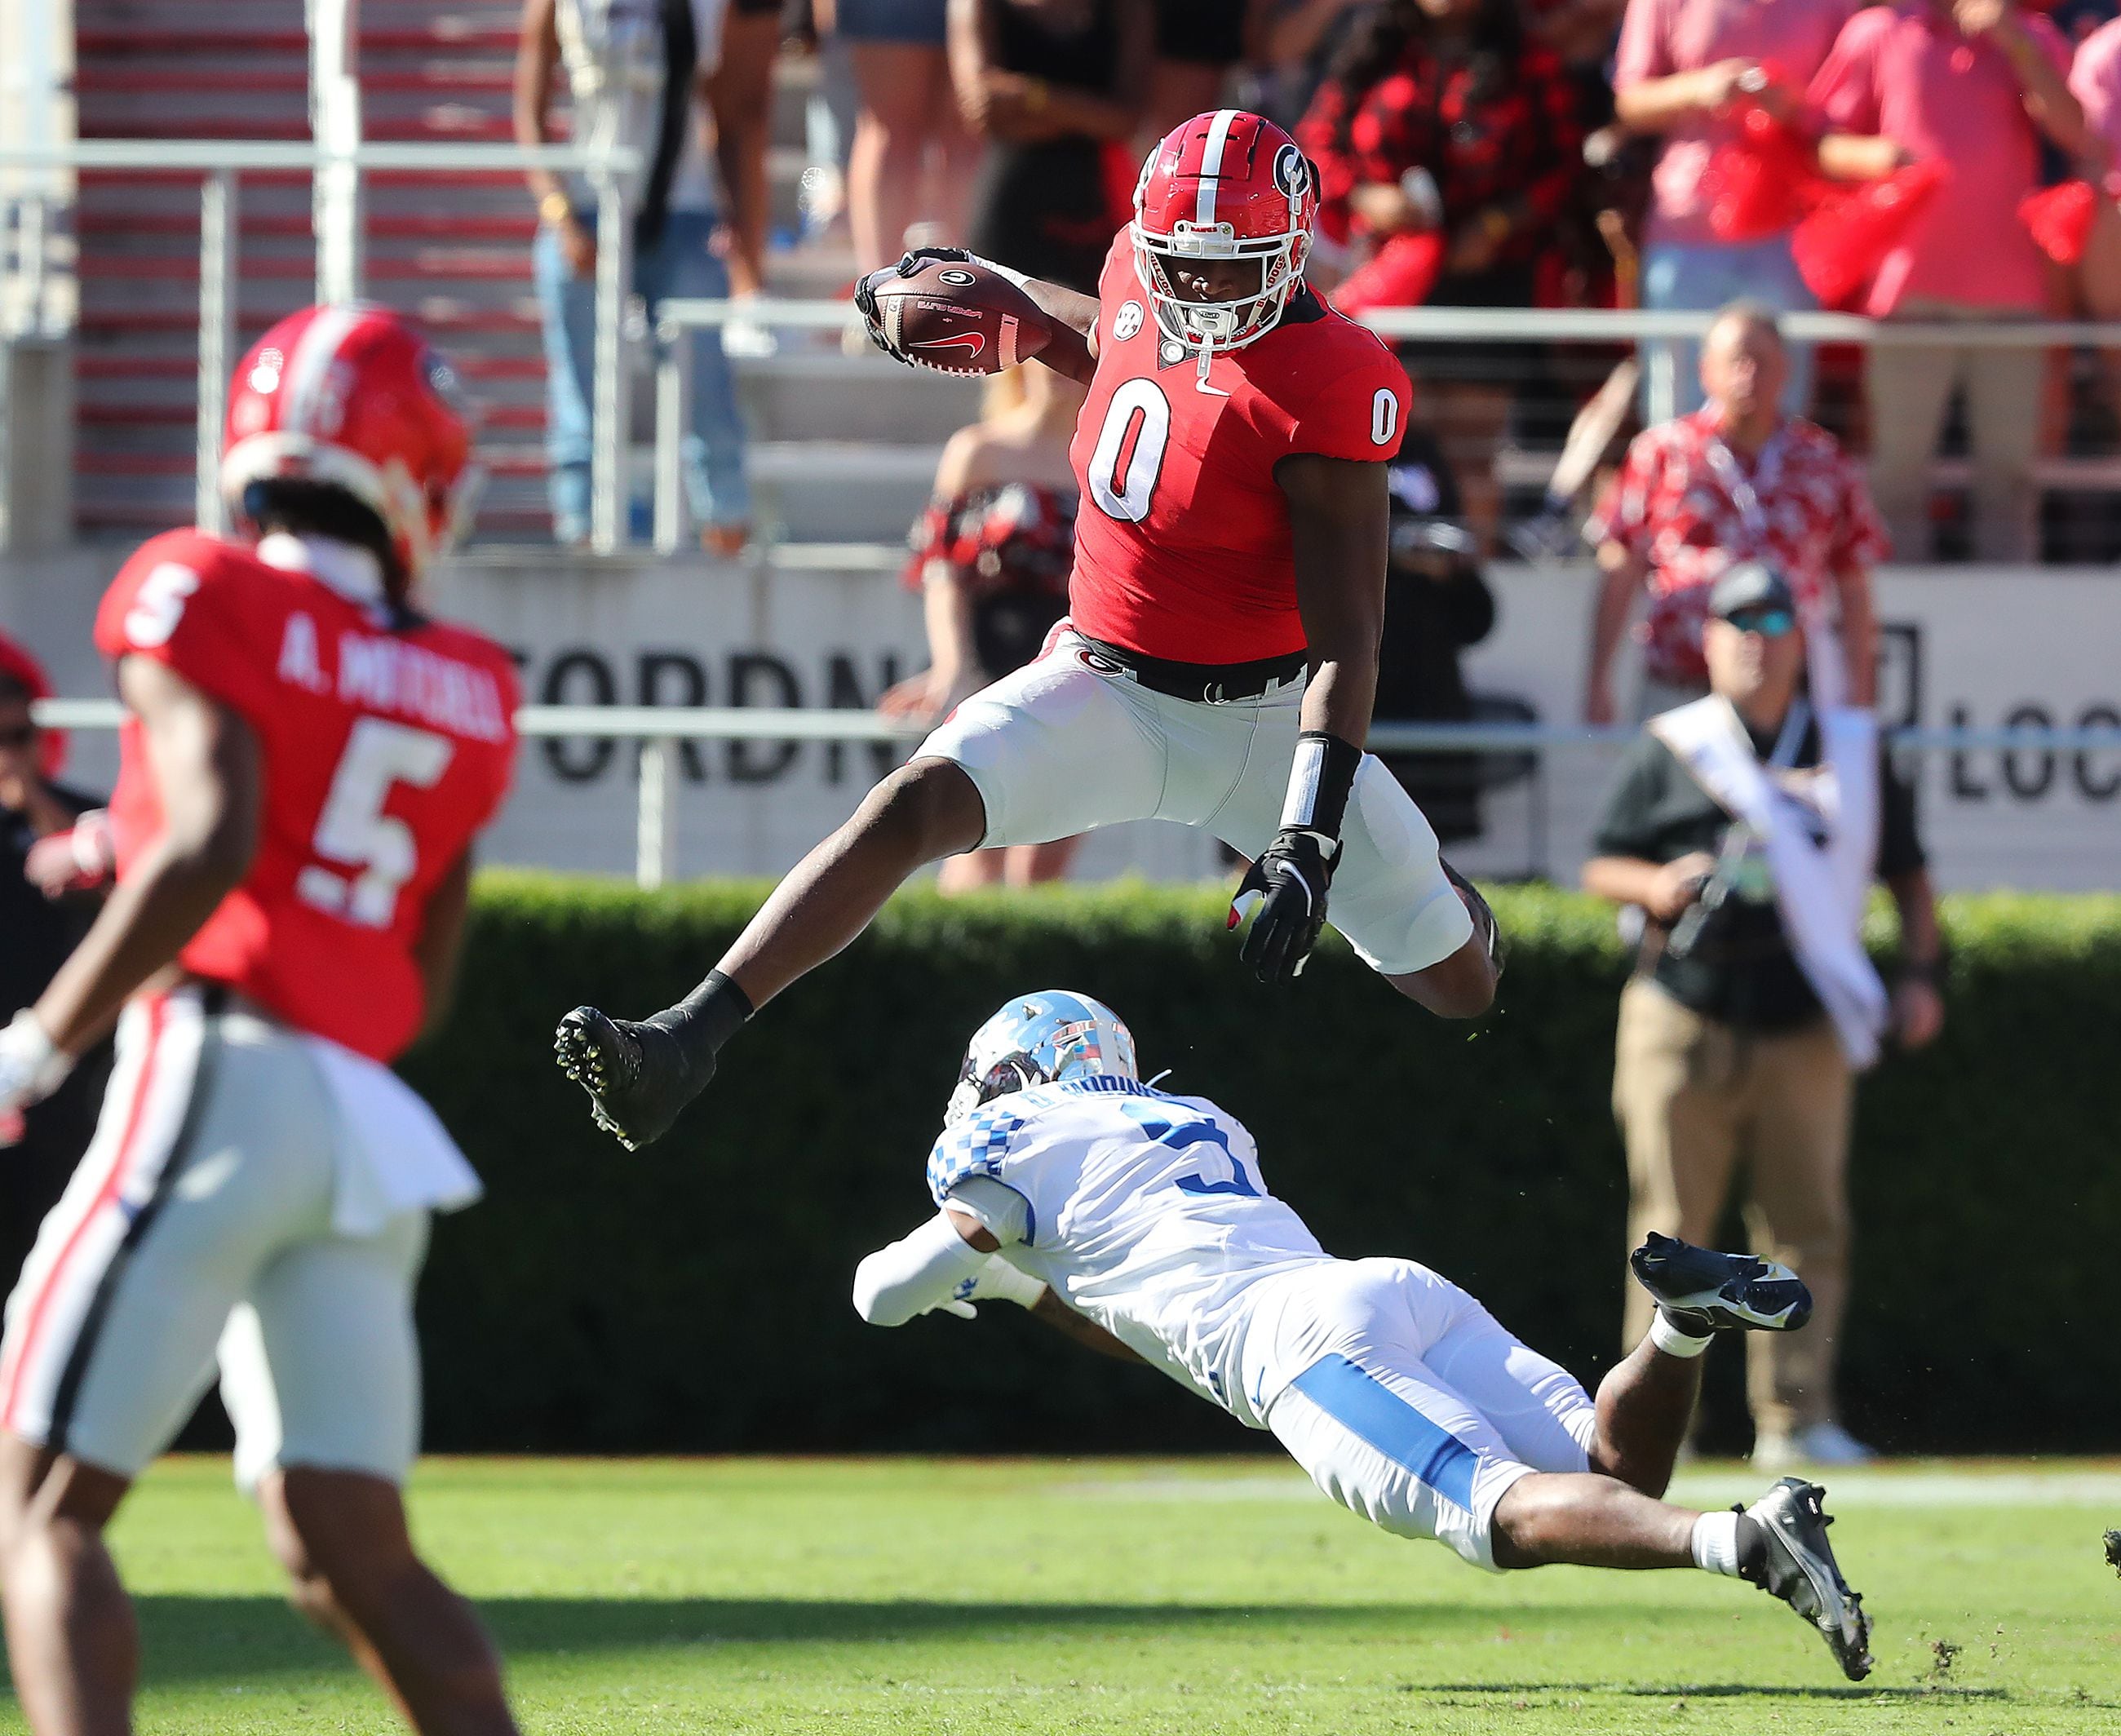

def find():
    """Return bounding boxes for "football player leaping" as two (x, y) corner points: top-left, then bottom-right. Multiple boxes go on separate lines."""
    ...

(556, 110), (1502, 1150)
(856, 992), (1874, 1682)
(0, 307), (525, 1734)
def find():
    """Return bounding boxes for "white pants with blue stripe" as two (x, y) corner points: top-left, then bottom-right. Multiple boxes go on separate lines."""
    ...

(1253, 1259), (1598, 1571)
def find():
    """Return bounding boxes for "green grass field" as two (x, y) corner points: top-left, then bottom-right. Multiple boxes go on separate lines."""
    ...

(3, 1456), (2115, 1734)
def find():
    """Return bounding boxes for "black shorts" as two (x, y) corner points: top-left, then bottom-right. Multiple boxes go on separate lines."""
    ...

(1154, 0), (1246, 67)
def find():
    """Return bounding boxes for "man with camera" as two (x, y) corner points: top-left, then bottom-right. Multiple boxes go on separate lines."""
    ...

(1582, 562), (1944, 1471)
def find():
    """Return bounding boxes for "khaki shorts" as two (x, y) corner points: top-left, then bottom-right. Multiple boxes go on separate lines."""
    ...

(0, 988), (428, 1488)
(919, 631), (1474, 977)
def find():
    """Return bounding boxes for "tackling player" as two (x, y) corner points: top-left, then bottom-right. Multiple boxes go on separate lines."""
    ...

(558, 109), (1501, 1149)
(855, 992), (1874, 1682)
(0, 306), (524, 1734)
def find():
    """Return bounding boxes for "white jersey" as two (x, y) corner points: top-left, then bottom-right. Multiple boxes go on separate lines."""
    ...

(925, 1076), (1335, 1428)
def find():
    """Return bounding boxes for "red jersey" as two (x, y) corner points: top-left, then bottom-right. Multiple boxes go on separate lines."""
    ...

(1066, 232), (1412, 664)
(95, 530), (519, 1063)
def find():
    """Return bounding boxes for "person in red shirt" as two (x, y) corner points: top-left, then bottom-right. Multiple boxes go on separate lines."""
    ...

(1808, 0), (2088, 562)
(0, 305), (524, 1734)
(1586, 303), (1885, 722)
(1295, 0), (1587, 543)
(556, 109), (1503, 1152)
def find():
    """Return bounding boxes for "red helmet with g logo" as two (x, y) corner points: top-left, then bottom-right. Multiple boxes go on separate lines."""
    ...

(221, 303), (480, 584)
(1131, 109), (1318, 357)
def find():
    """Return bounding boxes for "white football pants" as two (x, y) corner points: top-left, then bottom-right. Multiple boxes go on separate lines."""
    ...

(0, 988), (428, 1490)
(1248, 1258), (1599, 1570)
(919, 630), (1472, 977)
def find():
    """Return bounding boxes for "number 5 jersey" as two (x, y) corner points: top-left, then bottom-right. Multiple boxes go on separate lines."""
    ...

(95, 528), (519, 1064)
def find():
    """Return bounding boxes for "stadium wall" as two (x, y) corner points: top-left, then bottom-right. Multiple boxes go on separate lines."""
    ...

(10, 547), (2120, 888)
(367, 876), (2119, 1458)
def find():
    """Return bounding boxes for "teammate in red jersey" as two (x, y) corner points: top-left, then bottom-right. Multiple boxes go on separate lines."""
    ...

(0, 305), (523, 1734)
(557, 110), (1502, 1151)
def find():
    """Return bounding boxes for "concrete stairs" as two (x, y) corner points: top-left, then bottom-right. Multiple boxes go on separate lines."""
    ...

(67, 1), (970, 551)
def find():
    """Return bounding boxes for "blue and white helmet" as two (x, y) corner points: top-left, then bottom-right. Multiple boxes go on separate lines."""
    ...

(944, 990), (1139, 1125)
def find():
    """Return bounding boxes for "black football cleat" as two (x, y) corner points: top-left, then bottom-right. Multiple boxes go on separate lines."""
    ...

(1742, 1477), (1872, 1681)
(553, 1005), (713, 1151)
(1632, 1232), (1813, 1335)
(2104, 1529), (2121, 1576)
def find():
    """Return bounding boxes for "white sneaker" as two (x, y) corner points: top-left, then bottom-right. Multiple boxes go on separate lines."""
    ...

(1753, 1420), (1879, 1471)
(723, 314), (778, 360)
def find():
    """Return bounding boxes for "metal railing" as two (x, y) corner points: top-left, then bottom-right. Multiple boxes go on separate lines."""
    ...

(33, 698), (2121, 891)
(654, 298), (2121, 348)
(648, 295), (2121, 555)
(0, 138), (641, 551)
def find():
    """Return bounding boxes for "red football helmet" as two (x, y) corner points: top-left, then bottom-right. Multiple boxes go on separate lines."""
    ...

(221, 303), (479, 584)
(1131, 110), (1318, 359)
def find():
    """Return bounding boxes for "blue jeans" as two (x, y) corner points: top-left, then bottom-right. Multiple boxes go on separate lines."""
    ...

(533, 206), (750, 542)
(1639, 234), (1817, 425)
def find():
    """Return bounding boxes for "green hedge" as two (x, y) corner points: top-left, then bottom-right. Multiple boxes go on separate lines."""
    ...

(386, 876), (2121, 1456)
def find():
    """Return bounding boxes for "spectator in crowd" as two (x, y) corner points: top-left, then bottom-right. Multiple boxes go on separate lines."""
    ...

(879, 365), (1087, 891)
(1247, 0), (1376, 129)
(1583, 561), (1946, 1469)
(514, 0), (752, 554)
(2067, 17), (2121, 421)
(1585, 302), (1883, 724)
(1528, 0), (1627, 74)
(0, 663), (111, 1294)
(1809, 0), (2088, 564)
(835, 0), (980, 269)
(1612, 0), (1861, 423)
(950, 0), (1153, 295)
(1373, 425), (1499, 846)
(1296, 0), (1586, 548)
(708, 0), (788, 356)
(1142, 1), (1266, 140)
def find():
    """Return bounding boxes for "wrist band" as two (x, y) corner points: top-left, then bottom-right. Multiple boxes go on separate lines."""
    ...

(1, 1008), (71, 1101)
(979, 1256), (1047, 1309)
(972, 251), (1032, 290)
(1279, 731), (1362, 840)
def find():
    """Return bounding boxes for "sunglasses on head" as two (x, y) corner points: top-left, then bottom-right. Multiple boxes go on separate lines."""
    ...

(1722, 606), (1795, 638)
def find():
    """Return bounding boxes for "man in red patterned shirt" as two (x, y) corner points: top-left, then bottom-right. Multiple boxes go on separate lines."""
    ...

(1584, 303), (1884, 724)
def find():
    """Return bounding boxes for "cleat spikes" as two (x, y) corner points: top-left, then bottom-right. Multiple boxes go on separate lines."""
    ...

(552, 1003), (713, 1150)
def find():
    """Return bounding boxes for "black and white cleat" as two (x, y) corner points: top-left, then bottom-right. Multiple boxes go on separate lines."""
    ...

(1743, 1477), (1873, 1681)
(554, 1005), (713, 1151)
(1632, 1232), (1813, 1335)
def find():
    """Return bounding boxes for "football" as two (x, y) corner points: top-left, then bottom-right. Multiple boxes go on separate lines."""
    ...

(867, 259), (1053, 377)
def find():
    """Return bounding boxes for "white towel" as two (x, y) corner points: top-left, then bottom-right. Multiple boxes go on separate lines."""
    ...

(302, 1035), (485, 1235)
(1649, 696), (1889, 1069)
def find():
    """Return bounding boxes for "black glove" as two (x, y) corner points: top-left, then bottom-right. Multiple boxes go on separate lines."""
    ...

(852, 247), (984, 365)
(1229, 827), (1339, 984)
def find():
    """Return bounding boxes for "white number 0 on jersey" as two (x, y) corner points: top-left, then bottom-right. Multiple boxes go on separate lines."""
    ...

(1088, 378), (1401, 523)
(296, 718), (454, 928)
(1087, 377), (1171, 523)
